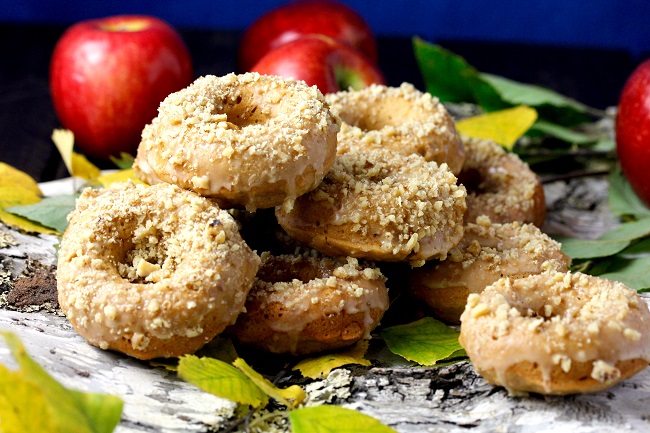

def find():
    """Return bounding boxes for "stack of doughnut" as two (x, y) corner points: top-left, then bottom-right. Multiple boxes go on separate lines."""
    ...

(57, 72), (650, 395)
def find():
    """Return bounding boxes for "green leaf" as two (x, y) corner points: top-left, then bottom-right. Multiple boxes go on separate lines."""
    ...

(381, 317), (463, 366)
(109, 153), (135, 170)
(6, 194), (77, 234)
(412, 38), (479, 103)
(479, 73), (593, 125)
(621, 237), (650, 255)
(232, 358), (305, 408)
(560, 218), (650, 259)
(289, 405), (397, 433)
(177, 355), (268, 408)
(608, 165), (650, 218)
(0, 332), (123, 433)
(591, 255), (650, 291)
(412, 39), (599, 129)
(530, 119), (600, 145)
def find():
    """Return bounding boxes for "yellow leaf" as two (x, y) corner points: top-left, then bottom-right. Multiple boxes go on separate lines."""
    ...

(0, 332), (123, 433)
(52, 129), (75, 175)
(233, 358), (306, 408)
(96, 169), (146, 188)
(293, 341), (371, 379)
(0, 364), (56, 433)
(0, 162), (42, 196)
(71, 153), (101, 180)
(0, 164), (55, 234)
(455, 105), (538, 150)
(51, 129), (101, 180)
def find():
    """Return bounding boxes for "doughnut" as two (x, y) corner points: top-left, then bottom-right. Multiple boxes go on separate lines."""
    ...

(56, 182), (260, 360)
(133, 72), (340, 211)
(460, 271), (650, 395)
(325, 83), (465, 174)
(228, 252), (389, 355)
(408, 216), (570, 323)
(275, 147), (467, 263)
(459, 136), (546, 227)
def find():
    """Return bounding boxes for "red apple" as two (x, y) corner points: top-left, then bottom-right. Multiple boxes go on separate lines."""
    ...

(50, 15), (193, 160)
(239, 0), (377, 72)
(616, 58), (650, 207)
(251, 34), (385, 94)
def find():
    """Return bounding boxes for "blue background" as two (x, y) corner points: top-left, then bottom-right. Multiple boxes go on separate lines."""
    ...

(2, 0), (649, 58)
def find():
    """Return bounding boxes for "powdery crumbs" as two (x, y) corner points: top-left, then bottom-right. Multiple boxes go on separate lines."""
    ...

(5, 259), (59, 312)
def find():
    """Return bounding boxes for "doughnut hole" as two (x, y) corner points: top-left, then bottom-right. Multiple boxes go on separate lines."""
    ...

(337, 95), (417, 131)
(216, 92), (267, 128)
(457, 167), (490, 196)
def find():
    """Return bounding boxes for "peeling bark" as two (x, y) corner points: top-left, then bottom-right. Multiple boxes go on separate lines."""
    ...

(1, 176), (649, 433)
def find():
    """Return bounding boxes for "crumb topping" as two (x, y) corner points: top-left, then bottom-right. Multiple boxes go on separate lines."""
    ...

(56, 181), (260, 358)
(277, 147), (467, 262)
(134, 72), (340, 210)
(460, 270), (650, 393)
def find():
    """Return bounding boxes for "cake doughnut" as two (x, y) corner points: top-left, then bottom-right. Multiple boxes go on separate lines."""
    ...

(134, 72), (340, 211)
(228, 252), (389, 355)
(408, 216), (570, 323)
(459, 137), (546, 227)
(325, 83), (465, 174)
(275, 147), (467, 263)
(460, 271), (650, 395)
(56, 182), (260, 360)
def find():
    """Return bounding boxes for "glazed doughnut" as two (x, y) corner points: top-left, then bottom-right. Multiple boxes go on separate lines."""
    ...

(228, 252), (389, 355)
(459, 136), (546, 227)
(56, 182), (260, 360)
(325, 83), (465, 174)
(408, 216), (570, 323)
(460, 271), (650, 395)
(275, 147), (467, 263)
(133, 72), (340, 211)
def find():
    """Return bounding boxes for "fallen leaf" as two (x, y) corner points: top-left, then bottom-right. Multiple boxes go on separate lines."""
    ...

(293, 340), (371, 379)
(109, 153), (135, 170)
(233, 358), (306, 408)
(96, 169), (145, 188)
(455, 105), (538, 149)
(559, 217), (650, 259)
(0, 164), (57, 234)
(51, 129), (101, 180)
(51, 129), (75, 175)
(381, 317), (464, 366)
(594, 255), (650, 291)
(608, 165), (650, 218)
(289, 405), (397, 433)
(0, 162), (42, 196)
(6, 194), (78, 234)
(177, 355), (268, 408)
(71, 153), (101, 180)
(0, 332), (123, 433)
